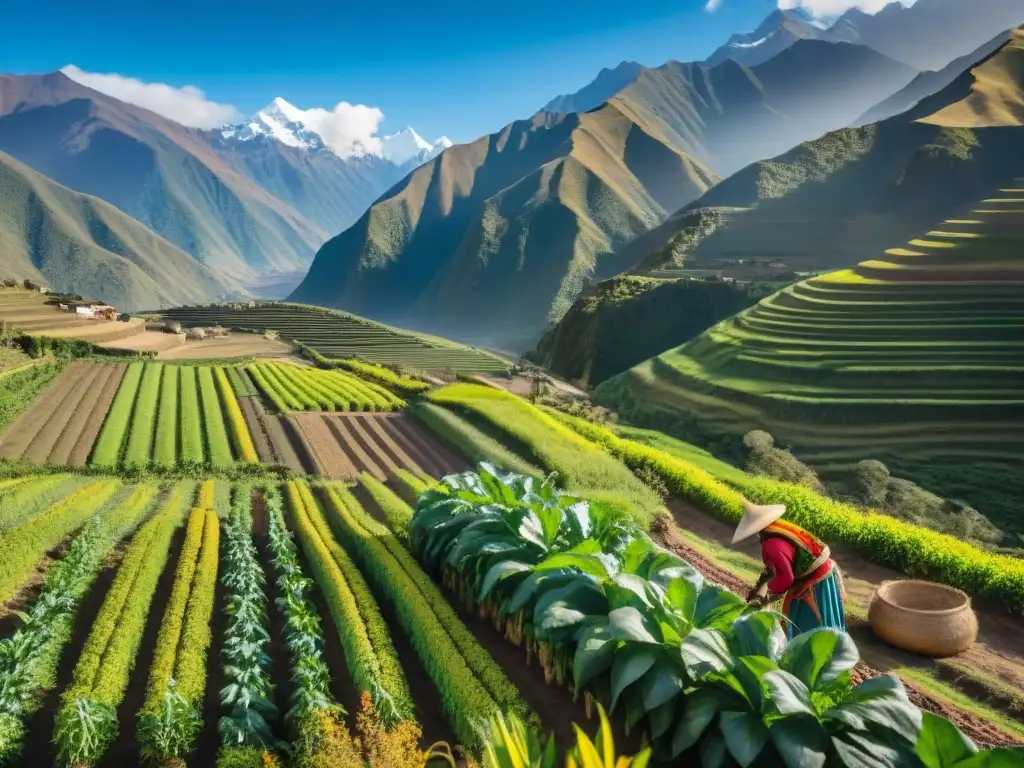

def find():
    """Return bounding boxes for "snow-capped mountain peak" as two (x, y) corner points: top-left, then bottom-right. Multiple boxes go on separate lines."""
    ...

(380, 127), (452, 165)
(218, 101), (450, 166)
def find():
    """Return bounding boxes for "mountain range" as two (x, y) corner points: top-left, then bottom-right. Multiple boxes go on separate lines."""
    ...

(0, 75), (447, 305)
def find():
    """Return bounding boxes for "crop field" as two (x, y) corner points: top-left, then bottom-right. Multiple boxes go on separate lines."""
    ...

(245, 361), (406, 412)
(158, 302), (509, 373)
(0, 466), (1016, 767)
(596, 190), (1024, 528)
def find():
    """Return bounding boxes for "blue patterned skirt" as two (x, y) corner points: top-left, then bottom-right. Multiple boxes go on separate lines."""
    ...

(784, 566), (847, 640)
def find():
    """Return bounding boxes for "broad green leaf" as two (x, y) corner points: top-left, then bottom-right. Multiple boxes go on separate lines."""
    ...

(665, 575), (700, 623)
(915, 711), (978, 768)
(730, 611), (787, 661)
(701, 732), (728, 768)
(532, 550), (610, 580)
(573, 624), (616, 691)
(763, 670), (814, 717)
(831, 728), (914, 768)
(648, 700), (676, 741)
(733, 656), (780, 710)
(608, 607), (659, 644)
(681, 628), (732, 680)
(824, 675), (922, 745)
(955, 749), (1024, 768)
(769, 716), (829, 768)
(534, 582), (608, 637)
(640, 664), (685, 711)
(721, 711), (769, 767)
(780, 629), (860, 691)
(694, 586), (749, 630)
(671, 690), (724, 756)
(507, 569), (578, 613)
(478, 560), (532, 600)
(610, 645), (659, 710)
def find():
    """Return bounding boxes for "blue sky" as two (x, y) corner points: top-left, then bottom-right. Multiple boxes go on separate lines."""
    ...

(5, 0), (784, 142)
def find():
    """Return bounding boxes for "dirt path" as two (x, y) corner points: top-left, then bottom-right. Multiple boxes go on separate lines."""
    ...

(654, 506), (1024, 748)
(68, 363), (127, 466)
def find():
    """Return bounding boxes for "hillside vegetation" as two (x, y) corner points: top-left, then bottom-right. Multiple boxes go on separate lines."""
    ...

(533, 275), (761, 386)
(0, 153), (226, 311)
(292, 107), (718, 349)
(596, 183), (1024, 537)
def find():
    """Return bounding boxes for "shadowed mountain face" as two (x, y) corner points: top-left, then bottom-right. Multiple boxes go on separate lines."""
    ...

(704, 9), (838, 68)
(0, 152), (232, 311)
(291, 107), (718, 350)
(0, 72), (326, 286)
(613, 40), (917, 176)
(542, 61), (645, 115)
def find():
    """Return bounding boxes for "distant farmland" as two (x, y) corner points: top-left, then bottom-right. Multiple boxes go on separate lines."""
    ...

(159, 302), (509, 373)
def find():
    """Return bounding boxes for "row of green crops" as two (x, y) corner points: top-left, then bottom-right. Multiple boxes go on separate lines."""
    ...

(215, 367), (259, 463)
(543, 409), (1024, 617)
(358, 473), (415, 542)
(55, 482), (194, 767)
(286, 480), (413, 724)
(410, 464), (1021, 767)
(315, 481), (531, 746)
(138, 505), (220, 762)
(245, 362), (405, 413)
(0, 474), (88, 530)
(227, 366), (260, 397)
(426, 384), (663, 525)
(407, 402), (543, 477)
(0, 479), (122, 605)
(0, 484), (159, 764)
(90, 362), (258, 470)
(217, 486), (278, 750)
(295, 346), (430, 396)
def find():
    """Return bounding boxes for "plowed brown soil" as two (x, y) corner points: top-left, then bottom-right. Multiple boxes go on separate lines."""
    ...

(388, 416), (469, 476)
(291, 413), (358, 480)
(47, 363), (117, 465)
(0, 362), (87, 458)
(323, 416), (386, 480)
(359, 415), (428, 478)
(238, 395), (275, 463)
(68, 363), (127, 466)
(23, 362), (105, 464)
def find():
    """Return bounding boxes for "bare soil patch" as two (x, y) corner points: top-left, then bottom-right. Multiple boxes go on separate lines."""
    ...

(238, 395), (275, 463)
(359, 415), (428, 478)
(48, 363), (117, 465)
(323, 416), (385, 481)
(101, 330), (184, 354)
(388, 416), (469, 476)
(67, 363), (127, 466)
(291, 413), (358, 480)
(23, 362), (105, 464)
(158, 335), (293, 361)
(0, 362), (86, 458)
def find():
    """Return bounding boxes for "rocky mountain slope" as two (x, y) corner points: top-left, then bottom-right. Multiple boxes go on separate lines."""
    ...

(290, 106), (718, 349)
(0, 152), (229, 310)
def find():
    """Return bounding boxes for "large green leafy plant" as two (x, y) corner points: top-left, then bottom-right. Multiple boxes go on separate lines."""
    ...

(411, 465), (1024, 767)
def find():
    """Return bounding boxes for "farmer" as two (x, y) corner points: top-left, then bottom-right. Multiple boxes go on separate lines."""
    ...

(733, 498), (847, 638)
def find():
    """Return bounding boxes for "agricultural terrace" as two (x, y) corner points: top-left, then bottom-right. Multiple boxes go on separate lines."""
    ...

(245, 361), (405, 412)
(0, 469), (1018, 767)
(158, 301), (509, 373)
(595, 188), (1024, 535)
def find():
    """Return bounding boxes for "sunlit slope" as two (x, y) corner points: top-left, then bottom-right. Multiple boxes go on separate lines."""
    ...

(596, 188), (1024, 470)
(292, 105), (717, 347)
(920, 27), (1024, 127)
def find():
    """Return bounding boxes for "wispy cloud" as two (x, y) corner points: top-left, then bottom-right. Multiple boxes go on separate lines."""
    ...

(777, 0), (915, 16)
(705, 0), (723, 12)
(61, 65), (242, 129)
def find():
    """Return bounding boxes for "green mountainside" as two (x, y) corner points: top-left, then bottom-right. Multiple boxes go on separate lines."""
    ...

(532, 275), (760, 387)
(0, 152), (229, 310)
(292, 39), (916, 350)
(291, 106), (718, 350)
(0, 73), (325, 287)
(592, 30), (1024, 534)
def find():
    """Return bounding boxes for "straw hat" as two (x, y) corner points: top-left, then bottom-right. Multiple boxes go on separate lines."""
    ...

(732, 498), (787, 544)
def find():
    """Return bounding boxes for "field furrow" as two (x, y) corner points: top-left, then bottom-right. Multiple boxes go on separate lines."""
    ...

(323, 415), (386, 480)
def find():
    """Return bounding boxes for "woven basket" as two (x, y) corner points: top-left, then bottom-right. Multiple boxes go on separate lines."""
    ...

(868, 580), (978, 657)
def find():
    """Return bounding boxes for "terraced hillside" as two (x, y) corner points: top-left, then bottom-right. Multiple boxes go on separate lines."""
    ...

(596, 187), (1024, 533)
(159, 302), (508, 373)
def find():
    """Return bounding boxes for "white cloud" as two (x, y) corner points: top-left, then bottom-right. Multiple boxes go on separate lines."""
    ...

(288, 102), (387, 158)
(61, 65), (242, 129)
(777, 0), (915, 17)
(705, 0), (723, 12)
